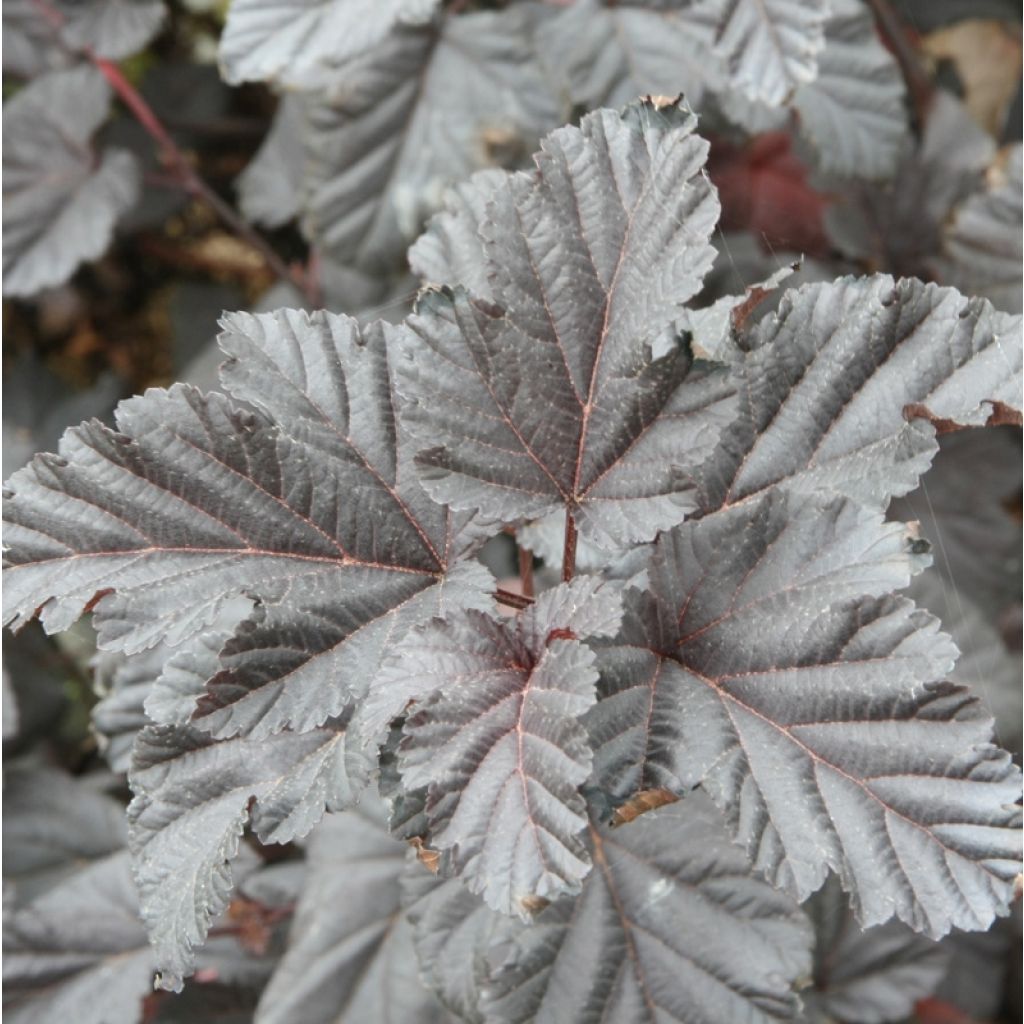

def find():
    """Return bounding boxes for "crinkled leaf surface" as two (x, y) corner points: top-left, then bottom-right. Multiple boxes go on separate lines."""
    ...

(255, 793), (453, 1023)
(128, 714), (372, 991)
(92, 597), (253, 770)
(481, 795), (812, 1023)
(699, 0), (828, 106)
(408, 168), (505, 300)
(587, 490), (932, 804)
(396, 99), (733, 548)
(791, 0), (907, 179)
(302, 5), (564, 273)
(801, 876), (948, 1024)
(2, 851), (154, 1024)
(698, 275), (1024, 513)
(219, 0), (440, 88)
(390, 578), (624, 916)
(4, 310), (492, 740)
(934, 144), (1023, 314)
(2, 66), (140, 298)
(589, 490), (1022, 937)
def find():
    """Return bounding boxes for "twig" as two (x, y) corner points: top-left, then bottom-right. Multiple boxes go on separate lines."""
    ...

(518, 545), (535, 599)
(495, 588), (533, 611)
(865, 0), (934, 128)
(31, 0), (317, 304)
(561, 510), (577, 582)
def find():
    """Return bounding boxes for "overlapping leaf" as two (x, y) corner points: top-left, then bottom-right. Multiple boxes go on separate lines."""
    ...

(589, 490), (1022, 937)
(3, 851), (155, 1024)
(236, 95), (306, 229)
(128, 713), (371, 991)
(2, 764), (128, 904)
(934, 144), (1023, 314)
(219, 0), (440, 89)
(2, 65), (140, 298)
(697, 275), (1024, 513)
(474, 795), (812, 1023)
(801, 876), (948, 1024)
(825, 92), (995, 276)
(3, 311), (492, 739)
(386, 578), (623, 917)
(254, 794), (453, 1023)
(791, 0), (907, 179)
(92, 597), (254, 770)
(301, 5), (564, 273)
(890, 427), (1021, 620)
(587, 490), (932, 803)
(397, 99), (734, 548)
(402, 870), (518, 1023)
(3, 0), (72, 78)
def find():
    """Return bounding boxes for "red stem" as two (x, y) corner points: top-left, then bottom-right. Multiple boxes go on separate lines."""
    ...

(865, 0), (934, 128)
(561, 510), (577, 583)
(518, 545), (535, 599)
(32, 0), (317, 304)
(495, 588), (533, 611)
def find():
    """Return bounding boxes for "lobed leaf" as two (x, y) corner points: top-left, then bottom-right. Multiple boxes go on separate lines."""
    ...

(2, 764), (128, 904)
(301, 5), (565, 273)
(236, 94), (306, 230)
(698, 275), (1024, 513)
(402, 869), (518, 1023)
(791, 0), (908, 179)
(3, 851), (154, 1024)
(481, 795), (812, 1023)
(587, 490), (933, 803)
(801, 876), (948, 1024)
(391, 578), (624, 916)
(128, 715), (371, 991)
(934, 144), (1023, 314)
(397, 98), (732, 548)
(56, 0), (166, 60)
(540, 0), (712, 112)
(591, 491), (1022, 938)
(4, 311), (493, 739)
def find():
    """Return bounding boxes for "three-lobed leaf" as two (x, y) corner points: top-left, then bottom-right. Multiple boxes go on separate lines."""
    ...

(589, 489), (1022, 937)
(4, 311), (493, 739)
(397, 99), (733, 549)
(390, 578), (624, 917)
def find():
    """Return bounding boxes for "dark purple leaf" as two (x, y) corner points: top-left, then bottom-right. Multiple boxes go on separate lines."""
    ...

(396, 99), (732, 548)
